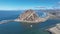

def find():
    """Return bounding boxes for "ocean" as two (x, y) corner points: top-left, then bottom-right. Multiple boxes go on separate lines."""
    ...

(0, 10), (60, 34)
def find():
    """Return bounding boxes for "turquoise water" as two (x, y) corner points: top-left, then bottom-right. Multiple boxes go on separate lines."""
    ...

(0, 10), (60, 34)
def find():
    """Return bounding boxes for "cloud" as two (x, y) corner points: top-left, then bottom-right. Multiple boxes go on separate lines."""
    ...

(35, 6), (46, 9)
(34, 6), (54, 10)
(58, 2), (60, 4)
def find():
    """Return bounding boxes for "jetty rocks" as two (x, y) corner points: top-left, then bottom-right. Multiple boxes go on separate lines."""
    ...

(15, 9), (49, 23)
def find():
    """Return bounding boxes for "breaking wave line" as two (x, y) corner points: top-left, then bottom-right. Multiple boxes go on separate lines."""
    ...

(0, 20), (14, 24)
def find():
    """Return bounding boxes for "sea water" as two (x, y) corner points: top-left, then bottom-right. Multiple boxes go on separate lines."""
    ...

(0, 10), (60, 34)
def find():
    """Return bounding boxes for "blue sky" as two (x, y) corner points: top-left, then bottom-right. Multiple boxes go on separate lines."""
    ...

(0, 0), (60, 10)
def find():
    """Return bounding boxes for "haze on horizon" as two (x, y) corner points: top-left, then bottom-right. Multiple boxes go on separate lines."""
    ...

(0, 0), (60, 10)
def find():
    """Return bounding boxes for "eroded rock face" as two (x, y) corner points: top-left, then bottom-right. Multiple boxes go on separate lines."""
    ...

(15, 9), (49, 23)
(18, 9), (39, 21)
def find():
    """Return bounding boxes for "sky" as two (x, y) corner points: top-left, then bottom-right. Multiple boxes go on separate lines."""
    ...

(0, 0), (60, 10)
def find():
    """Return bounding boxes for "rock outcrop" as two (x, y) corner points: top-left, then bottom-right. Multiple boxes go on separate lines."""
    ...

(15, 9), (49, 23)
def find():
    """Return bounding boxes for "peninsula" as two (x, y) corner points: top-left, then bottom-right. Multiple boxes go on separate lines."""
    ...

(14, 9), (49, 23)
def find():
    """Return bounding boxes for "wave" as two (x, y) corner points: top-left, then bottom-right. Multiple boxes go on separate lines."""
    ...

(0, 20), (14, 24)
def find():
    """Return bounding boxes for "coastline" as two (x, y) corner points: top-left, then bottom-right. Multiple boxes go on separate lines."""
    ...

(47, 23), (60, 34)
